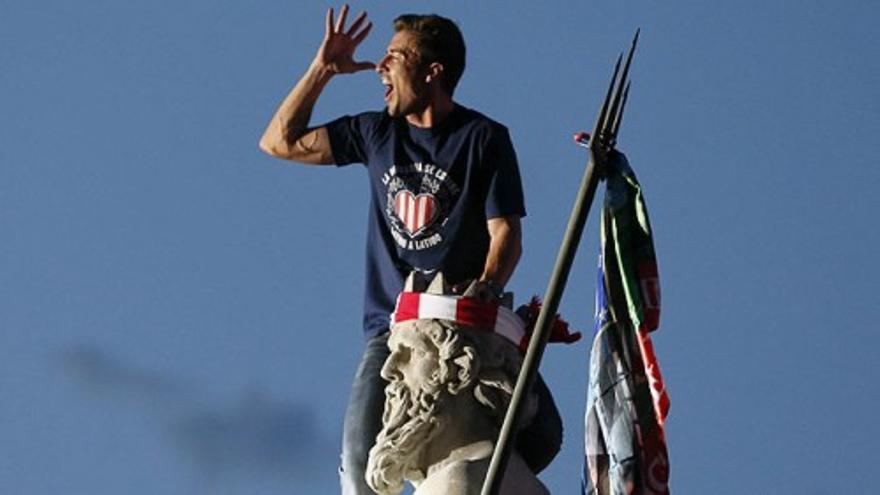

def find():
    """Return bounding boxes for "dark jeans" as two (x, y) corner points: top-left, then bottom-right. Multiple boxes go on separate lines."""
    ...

(339, 332), (563, 494)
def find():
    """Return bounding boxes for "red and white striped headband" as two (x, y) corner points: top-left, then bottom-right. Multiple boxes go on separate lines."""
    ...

(390, 292), (529, 352)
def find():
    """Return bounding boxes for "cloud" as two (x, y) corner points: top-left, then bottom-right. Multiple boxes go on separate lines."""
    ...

(60, 344), (192, 407)
(60, 343), (340, 485)
(168, 390), (338, 480)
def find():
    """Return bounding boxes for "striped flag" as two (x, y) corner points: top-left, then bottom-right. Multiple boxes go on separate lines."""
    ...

(583, 152), (670, 495)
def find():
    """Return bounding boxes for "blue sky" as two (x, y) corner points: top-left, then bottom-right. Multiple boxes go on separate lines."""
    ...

(3, 1), (878, 493)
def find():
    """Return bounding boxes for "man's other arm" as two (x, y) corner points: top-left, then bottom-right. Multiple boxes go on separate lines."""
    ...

(259, 5), (374, 164)
(480, 215), (522, 289)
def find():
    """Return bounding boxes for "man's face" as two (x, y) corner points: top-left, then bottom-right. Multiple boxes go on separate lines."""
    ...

(381, 326), (440, 394)
(376, 30), (430, 118)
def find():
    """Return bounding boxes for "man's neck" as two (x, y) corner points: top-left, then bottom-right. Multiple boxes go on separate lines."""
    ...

(406, 94), (455, 129)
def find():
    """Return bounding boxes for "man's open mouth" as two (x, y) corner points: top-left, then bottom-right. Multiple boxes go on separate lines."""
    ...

(382, 79), (394, 101)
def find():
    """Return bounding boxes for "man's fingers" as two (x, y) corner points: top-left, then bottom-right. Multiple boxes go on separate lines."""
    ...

(351, 21), (372, 46)
(353, 60), (377, 72)
(346, 11), (368, 37)
(335, 4), (349, 33)
(325, 7), (334, 37)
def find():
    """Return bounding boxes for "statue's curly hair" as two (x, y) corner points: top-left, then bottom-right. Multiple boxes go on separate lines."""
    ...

(418, 319), (537, 429)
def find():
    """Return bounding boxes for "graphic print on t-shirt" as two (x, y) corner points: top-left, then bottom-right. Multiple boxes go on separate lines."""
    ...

(382, 161), (461, 251)
(393, 191), (436, 235)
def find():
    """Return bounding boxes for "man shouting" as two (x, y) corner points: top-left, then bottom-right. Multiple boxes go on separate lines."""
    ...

(259, 6), (561, 493)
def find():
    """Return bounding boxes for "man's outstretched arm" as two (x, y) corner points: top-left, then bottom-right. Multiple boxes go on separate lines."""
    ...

(259, 5), (374, 164)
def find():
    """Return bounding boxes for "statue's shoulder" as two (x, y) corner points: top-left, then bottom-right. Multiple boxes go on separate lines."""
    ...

(415, 452), (549, 495)
(414, 457), (489, 495)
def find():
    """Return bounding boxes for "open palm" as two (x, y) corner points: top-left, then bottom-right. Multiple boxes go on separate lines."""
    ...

(316, 5), (374, 74)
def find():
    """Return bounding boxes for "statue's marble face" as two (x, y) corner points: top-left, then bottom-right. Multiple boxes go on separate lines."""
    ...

(369, 323), (449, 495)
(381, 326), (440, 394)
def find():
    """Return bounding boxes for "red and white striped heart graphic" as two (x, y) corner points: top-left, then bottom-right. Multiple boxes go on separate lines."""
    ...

(393, 191), (437, 235)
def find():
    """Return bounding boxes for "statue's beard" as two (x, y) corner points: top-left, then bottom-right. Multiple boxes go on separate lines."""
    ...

(366, 379), (447, 495)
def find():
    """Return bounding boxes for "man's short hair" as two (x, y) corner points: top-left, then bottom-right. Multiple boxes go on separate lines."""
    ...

(393, 14), (466, 96)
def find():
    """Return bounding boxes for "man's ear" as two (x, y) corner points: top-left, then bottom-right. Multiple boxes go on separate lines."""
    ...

(448, 346), (476, 394)
(425, 62), (444, 84)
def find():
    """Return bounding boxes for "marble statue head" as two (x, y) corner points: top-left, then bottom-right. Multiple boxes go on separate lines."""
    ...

(366, 274), (538, 495)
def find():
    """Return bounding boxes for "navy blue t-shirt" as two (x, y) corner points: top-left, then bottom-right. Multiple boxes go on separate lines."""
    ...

(325, 104), (526, 338)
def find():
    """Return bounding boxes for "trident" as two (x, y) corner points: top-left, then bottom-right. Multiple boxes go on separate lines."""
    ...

(480, 29), (640, 495)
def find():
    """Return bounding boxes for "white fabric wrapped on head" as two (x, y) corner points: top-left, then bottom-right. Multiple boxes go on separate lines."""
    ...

(390, 292), (528, 352)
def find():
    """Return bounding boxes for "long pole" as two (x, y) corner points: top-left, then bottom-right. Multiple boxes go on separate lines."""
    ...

(480, 30), (639, 495)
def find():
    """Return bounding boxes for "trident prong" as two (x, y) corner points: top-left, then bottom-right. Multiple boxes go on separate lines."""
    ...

(610, 80), (631, 147)
(605, 29), (639, 145)
(592, 53), (622, 150)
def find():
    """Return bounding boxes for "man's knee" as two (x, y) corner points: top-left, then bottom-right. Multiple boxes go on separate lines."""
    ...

(516, 375), (563, 473)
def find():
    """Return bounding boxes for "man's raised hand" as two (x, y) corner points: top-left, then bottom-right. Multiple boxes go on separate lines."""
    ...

(315, 4), (374, 75)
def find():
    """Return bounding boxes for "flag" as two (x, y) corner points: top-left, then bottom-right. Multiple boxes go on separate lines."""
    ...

(583, 151), (670, 495)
